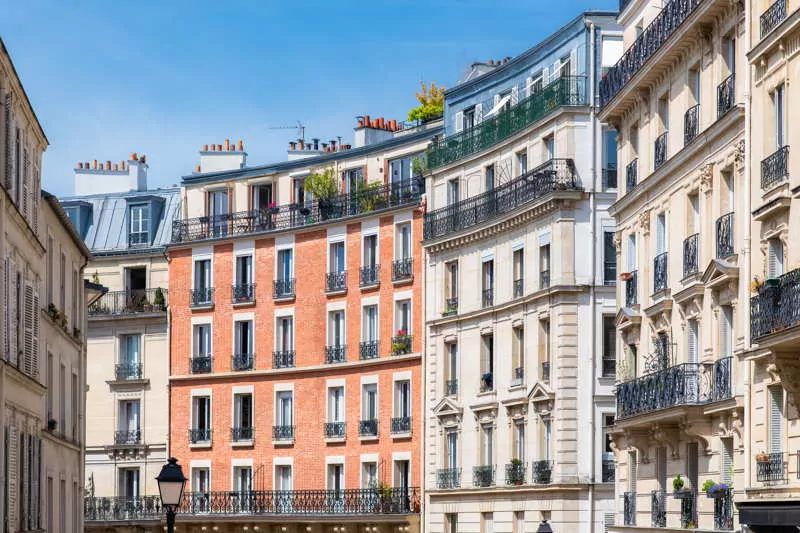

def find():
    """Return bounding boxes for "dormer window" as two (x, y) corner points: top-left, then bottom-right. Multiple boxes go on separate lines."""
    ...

(129, 204), (150, 246)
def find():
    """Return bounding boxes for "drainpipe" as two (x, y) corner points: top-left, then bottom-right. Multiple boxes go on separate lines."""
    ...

(742, 7), (753, 494)
(588, 20), (598, 533)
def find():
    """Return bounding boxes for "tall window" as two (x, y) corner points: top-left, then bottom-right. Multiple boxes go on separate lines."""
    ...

(542, 419), (552, 460)
(689, 67), (701, 105)
(768, 386), (784, 455)
(234, 466), (252, 492)
(512, 327), (524, 384)
(363, 234), (378, 267)
(328, 386), (345, 423)
(485, 164), (495, 192)
(192, 396), (211, 433)
(774, 84), (785, 148)
(277, 317), (294, 351)
(481, 334), (494, 391)
(328, 463), (344, 495)
(446, 514), (458, 533)
(118, 399), (140, 434)
(119, 469), (139, 498)
(209, 189), (229, 236)
(482, 259), (494, 298)
(446, 342), (458, 391)
(604, 231), (616, 285)
(395, 299), (411, 333)
(656, 213), (667, 255)
(539, 244), (550, 287)
(362, 462), (378, 488)
(396, 222), (411, 260)
(481, 425), (494, 465)
(235, 255), (252, 287)
(445, 261), (459, 306)
(687, 319), (699, 364)
(71, 372), (78, 439)
(447, 179), (460, 205)
(768, 238), (784, 278)
(362, 383), (378, 420)
(120, 334), (141, 366)
(513, 420), (525, 461)
(394, 380), (411, 419)
(129, 204), (149, 245)
(720, 305), (733, 358)
(517, 151), (528, 175)
(658, 94), (669, 134)
(329, 241), (345, 273)
(363, 305), (378, 342)
(276, 391), (293, 429)
(253, 183), (273, 210)
(446, 430), (458, 469)
(603, 317), (616, 377)
(193, 324), (212, 356)
(234, 320), (253, 357)
(276, 465), (292, 491)
(329, 311), (345, 346)
(60, 253), (66, 311)
(233, 393), (253, 435)
(194, 259), (211, 291)
(544, 135), (555, 159)
(192, 467), (210, 494)
(513, 249), (524, 295)
(277, 249), (293, 281)
(627, 234), (637, 270)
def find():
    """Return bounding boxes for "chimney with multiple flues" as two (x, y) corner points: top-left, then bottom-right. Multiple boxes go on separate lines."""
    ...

(353, 115), (402, 148)
(196, 138), (247, 173)
(73, 152), (148, 195)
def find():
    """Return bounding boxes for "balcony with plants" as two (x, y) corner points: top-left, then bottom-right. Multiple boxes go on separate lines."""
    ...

(89, 288), (168, 318)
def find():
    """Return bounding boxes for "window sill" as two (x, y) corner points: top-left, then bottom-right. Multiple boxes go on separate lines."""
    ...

(231, 439), (254, 448)
(189, 441), (212, 449)
(507, 383), (526, 392)
(325, 437), (346, 444)
(273, 439), (294, 447)
(190, 303), (214, 311)
(359, 282), (380, 291)
(390, 431), (412, 440)
(358, 435), (379, 442)
(392, 277), (413, 286)
(232, 300), (256, 308)
(325, 289), (348, 297)
(273, 294), (296, 303)
(106, 377), (150, 387)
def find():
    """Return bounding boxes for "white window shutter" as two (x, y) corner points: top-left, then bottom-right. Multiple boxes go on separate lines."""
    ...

(9, 260), (17, 366)
(542, 68), (549, 86)
(720, 306), (732, 357)
(2, 257), (7, 360)
(511, 85), (519, 106)
(475, 103), (483, 124)
(552, 61), (561, 79)
(7, 426), (18, 526)
(454, 111), (463, 133)
(721, 438), (733, 484)
(23, 282), (34, 377)
(33, 286), (40, 379)
(22, 148), (29, 219)
(569, 49), (578, 76)
(628, 450), (637, 492)
(768, 239), (784, 278)
(769, 385), (784, 453)
(4, 92), (13, 190)
(687, 320), (698, 364)
(525, 76), (533, 99)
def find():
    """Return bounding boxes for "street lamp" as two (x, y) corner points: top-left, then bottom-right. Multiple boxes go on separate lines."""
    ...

(156, 457), (187, 533)
(536, 520), (553, 533)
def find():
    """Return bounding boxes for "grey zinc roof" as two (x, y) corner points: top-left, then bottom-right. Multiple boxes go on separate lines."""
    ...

(59, 187), (181, 256)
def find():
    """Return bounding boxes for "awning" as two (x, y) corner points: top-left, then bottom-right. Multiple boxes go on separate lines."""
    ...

(484, 94), (512, 118)
(738, 500), (800, 529)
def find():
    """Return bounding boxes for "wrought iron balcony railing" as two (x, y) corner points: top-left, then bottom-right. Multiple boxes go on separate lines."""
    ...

(616, 357), (733, 419)
(325, 345), (346, 364)
(717, 74), (735, 118)
(359, 264), (380, 287)
(684, 104), (700, 145)
(446, 379), (458, 396)
(482, 288), (494, 308)
(625, 270), (638, 306)
(232, 283), (255, 304)
(272, 425), (295, 441)
(680, 491), (698, 529)
(391, 416), (411, 434)
(602, 459), (615, 482)
(756, 452), (785, 482)
(540, 269), (550, 289)
(114, 429), (141, 445)
(599, 0), (703, 106)
(89, 288), (168, 316)
(232, 353), (254, 371)
(172, 179), (422, 244)
(114, 363), (143, 381)
(653, 252), (668, 293)
(654, 132), (668, 170)
(325, 271), (347, 293)
(602, 167), (618, 190)
(541, 361), (550, 382)
(532, 460), (552, 484)
(392, 258), (413, 281)
(427, 76), (586, 169)
(513, 278), (524, 298)
(716, 212), (734, 258)
(273, 350), (295, 369)
(714, 487), (734, 530)
(761, 145), (789, 190)
(751, 268), (800, 340)
(626, 158), (638, 192)
(391, 334), (413, 356)
(359, 340), (379, 360)
(190, 287), (214, 307)
(189, 428), (212, 443)
(444, 297), (458, 316)
(190, 355), (213, 374)
(436, 468), (461, 489)
(84, 496), (164, 521)
(273, 278), (295, 299)
(651, 490), (667, 528)
(473, 465), (495, 487)
(683, 233), (699, 277)
(324, 422), (346, 439)
(423, 158), (580, 240)
(505, 462), (527, 485)
(511, 366), (524, 387)
(624, 492), (636, 525)
(231, 426), (254, 441)
(359, 419), (378, 437)
(761, 0), (787, 38)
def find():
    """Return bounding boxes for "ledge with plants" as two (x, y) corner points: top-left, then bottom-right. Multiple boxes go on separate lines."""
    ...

(701, 479), (731, 498)
(672, 474), (693, 499)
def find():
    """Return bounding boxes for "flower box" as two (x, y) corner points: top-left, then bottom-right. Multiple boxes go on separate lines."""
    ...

(673, 490), (693, 499)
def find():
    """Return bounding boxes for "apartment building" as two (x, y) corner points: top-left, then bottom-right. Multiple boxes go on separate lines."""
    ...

(600, 0), (746, 530)
(422, 12), (622, 533)
(61, 157), (179, 511)
(1, 38), (98, 533)
(163, 124), (437, 532)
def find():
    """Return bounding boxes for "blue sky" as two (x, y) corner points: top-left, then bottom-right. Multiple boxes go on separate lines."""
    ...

(4, 0), (616, 197)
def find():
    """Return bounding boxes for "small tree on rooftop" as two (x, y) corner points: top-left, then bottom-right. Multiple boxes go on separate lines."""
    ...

(407, 81), (445, 123)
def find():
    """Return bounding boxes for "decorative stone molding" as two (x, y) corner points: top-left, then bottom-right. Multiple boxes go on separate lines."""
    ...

(699, 163), (714, 193)
(679, 418), (711, 455)
(771, 351), (800, 411)
(734, 138), (745, 173)
(638, 209), (651, 235)
(717, 409), (744, 448)
(650, 424), (682, 460)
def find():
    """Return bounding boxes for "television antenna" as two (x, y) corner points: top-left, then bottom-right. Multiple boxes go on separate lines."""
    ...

(269, 120), (306, 142)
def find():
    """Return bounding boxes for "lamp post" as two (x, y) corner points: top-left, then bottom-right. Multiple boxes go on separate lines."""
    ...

(156, 457), (187, 533)
(536, 520), (553, 533)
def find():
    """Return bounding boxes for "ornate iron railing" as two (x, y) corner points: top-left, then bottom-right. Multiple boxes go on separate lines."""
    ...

(683, 233), (699, 277)
(482, 288), (494, 308)
(505, 462), (527, 485)
(653, 252), (668, 292)
(273, 278), (295, 299)
(273, 350), (295, 369)
(756, 452), (785, 482)
(717, 74), (735, 118)
(324, 422), (346, 439)
(716, 212), (734, 258)
(599, 0), (703, 107)
(232, 353), (254, 371)
(114, 363), (142, 381)
(172, 180), (422, 244)
(424, 158), (580, 240)
(684, 104), (700, 145)
(651, 490), (667, 527)
(625, 270), (638, 306)
(114, 429), (141, 445)
(540, 269), (550, 289)
(541, 361), (551, 382)
(84, 496), (164, 521)
(231, 426), (253, 441)
(603, 167), (618, 190)
(359, 265), (380, 287)
(391, 416), (411, 434)
(446, 379), (458, 396)
(391, 335), (413, 356)
(443, 297), (458, 316)
(761, 145), (789, 190)
(189, 428), (211, 443)
(654, 132), (668, 170)
(325, 345), (346, 364)
(272, 425), (294, 441)
(751, 268), (800, 340)
(190, 355), (212, 374)
(89, 288), (168, 316)
(761, 0), (787, 38)
(473, 465), (495, 487)
(624, 492), (636, 525)
(602, 459), (615, 482)
(626, 158), (638, 192)
(511, 366), (524, 387)
(359, 419), (378, 437)
(232, 283), (255, 304)
(513, 278), (524, 297)
(325, 271), (347, 292)
(436, 468), (461, 489)
(714, 487), (734, 530)
(680, 491), (698, 528)
(190, 287), (214, 307)
(359, 340), (379, 360)
(616, 357), (733, 419)
(392, 258), (413, 281)
(532, 460), (552, 484)
(427, 76), (586, 169)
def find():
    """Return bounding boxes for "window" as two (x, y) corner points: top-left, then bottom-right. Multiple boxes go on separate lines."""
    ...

(446, 514), (458, 533)
(60, 253), (66, 311)
(658, 94), (669, 134)
(192, 467), (210, 494)
(721, 438), (733, 485)
(769, 385), (784, 454)
(362, 462), (378, 488)
(517, 151), (528, 175)
(485, 164), (495, 192)
(233, 393), (253, 437)
(192, 396), (211, 435)
(513, 420), (525, 461)
(446, 342), (458, 392)
(60, 363), (66, 427)
(362, 383), (378, 420)
(395, 299), (411, 334)
(687, 319), (699, 364)
(276, 465), (292, 491)
(328, 386), (345, 422)
(234, 320), (253, 357)
(329, 241), (345, 273)
(363, 234), (378, 267)
(394, 380), (411, 419)
(481, 259), (494, 305)
(603, 231), (616, 285)
(511, 327), (524, 385)
(689, 67), (701, 105)
(513, 511), (524, 533)
(46, 236), (53, 305)
(119, 468), (140, 498)
(447, 179), (460, 206)
(276, 391), (293, 427)
(234, 466), (252, 492)
(539, 244), (550, 287)
(602, 317), (616, 377)
(129, 204), (150, 245)
(463, 106), (476, 130)
(603, 129), (618, 188)
(328, 463), (345, 495)
(253, 183), (273, 210)
(396, 222), (412, 260)
(542, 418), (552, 460)
(539, 319), (550, 379)
(481, 425), (494, 465)
(445, 261), (459, 309)
(627, 234), (637, 270)
(724, 35), (736, 75)
(560, 53), (572, 76)
(363, 305), (378, 343)
(277, 249), (293, 281)
(656, 213), (667, 255)
(276, 317), (294, 351)
(120, 334), (141, 369)
(394, 459), (410, 490)
(513, 248), (524, 296)
(193, 324), (212, 356)
(46, 352), (53, 417)
(723, 170), (735, 213)
(481, 334), (494, 391)
(329, 311), (345, 346)
(630, 122), (639, 156)
(294, 177), (310, 205)
(768, 238), (784, 278)
(194, 259), (211, 291)
(446, 430), (458, 468)
(235, 255), (252, 287)
(118, 399), (140, 435)
(720, 305), (733, 358)
(543, 135), (555, 159)
(71, 373), (78, 439)
(72, 268), (79, 327)
(774, 84), (785, 148)
(209, 189), (229, 236)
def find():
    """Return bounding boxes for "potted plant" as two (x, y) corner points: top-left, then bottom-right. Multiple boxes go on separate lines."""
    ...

(141, 296), (152, 313)
(267, 202), (279, 215)
(153, 288), (166, 310)
(305, 168), (340, 220)
(756, 450), (770, 463)
(47, 419), (57, 431)
(702, 479), (730, 498)
(392, 330), (411, 355)
(750, 276), (764, 293)
(672, 474), (691, 498)
(509, 458), (525, 485)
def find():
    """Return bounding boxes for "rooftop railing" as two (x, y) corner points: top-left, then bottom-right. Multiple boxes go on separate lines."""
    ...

(89, 288), (168, 317)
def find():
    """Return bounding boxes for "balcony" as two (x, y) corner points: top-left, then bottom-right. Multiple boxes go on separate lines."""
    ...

(427, 76), (585, 169)
(752, 268), (800, 342)
(391, 416), (411, 434)
(511, 366), (524, 387)
(114, 429), (141, 446)
(392, 258), (413, 282)
(602, 459), (615, 482)
(624, 492), (636, 525)
(756, 451), (785, 482)
(505, 462), (527, 485)
(651, 490), (667, 528)
(272, 425), (294, 441)
(473, 465), (495, 487)
(172, 179), (422, 244)
(714, 487), (734, 530)
(273, 278), (295, 299)
(325, 271), (347, 293)
(626, 158), (638, 192)
(540, 269), (550, 289)
(717, 74), (735, 118)
(446, 379), (458, 396)
(684, 104), (700, 145)
(599, 0), (703, 107)
(683, 233), (699, 277)
(443, 297), (458, 316)
(481, 288), (493, 308)
(359, 264), (380, 287)
(513, 278), (524, 298)
(189, 428), (211, 444)
(190, 355), (212, 374)
(114, 363), (142, 381)
(615, 357), (733, 419)
(359, 419), (378, 437)
(541, 361), (550, 383)
(423, 158), (580, 240)
(89, 288), (168, 317)
(324, 422), (346, 439)
(602, 167), (618, 190)
(190, 287), (214, 308)
(761, 145), (789, 190)
(231, 426), (254, 441)
(436, 468), (461, 489)
(625, 270), (638, 306)
(232, 283), (255, 304)
(680, 491), (698, 529)
(232, 353), (254, 371)
(532, 460), (552, 484)
(761, 0), (787, 38)
(325, 345), (346, 364)
(654, 132), (668, 170)
(653, 252), (668, 293)
(716, 212), (734, 258)
(272, 350), (295, 369)
(359, 340), (379, 360)
(391, 334), (412, 356)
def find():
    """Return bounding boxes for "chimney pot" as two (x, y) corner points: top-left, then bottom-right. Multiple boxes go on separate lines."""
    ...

(113, 163), (119, 170)
(217, 144), (222, 151)
(358, 119), (364, 128)
(77, 162), (83, 169)
(391, 119), (397, 130)
(224, 139), (230, 150)
(130, 153), (137, 161)
(203, 144), (209, 151)
(211, 144), (216, 151)
(196, 165), (201, 172)
(364, 115), (370, 126)
(105, 160), (111, 170)
(140, 154), (146, 164)
(238, 139), (244, 151)
(92, 159), (98, 169)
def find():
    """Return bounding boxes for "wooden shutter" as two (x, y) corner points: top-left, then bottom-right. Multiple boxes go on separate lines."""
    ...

(32, 287), (40, 380)
(768, 239), (784, 278)
(21, 148), (29, 219)
(23, 282), (35, 377)
(687, 320), (698, 364)
(9, 261), (17, 367)
(7, 426), (18, 528)
(4, 92), (12, 190)
(474, 103), (483, 125)
(720, 306), (732, 357)
(454, 111), (463, 133)
(628, 450), (637, 492)
(2, 257), (7, 361)
(769, 385), (784, 453)
(721, 437), (733, 484)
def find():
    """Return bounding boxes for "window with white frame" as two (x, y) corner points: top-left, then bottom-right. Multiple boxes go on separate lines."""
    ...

(235, 254), (252, 288)
(362, 461), (378, 488)
(277, 249), (293, 282)
(233, 393), (253, 439)
(329, 241), (345, 273)
(396, 222), (411, 260)
(394, 380), (411, 420)
(362, 383), (378, 421)
(395, 299), (411, 334)
(481, 424), (494, 465)
(276, 391), (293, 428)
(328, 463), (345, 495)
(446, 430), (458, 469)
(117, 400), (140, 440)
(191, 396), (211, 441)
(191, 467), (210, 494)
(276, 465), (292, 491)
(193, 324), (212, 357)
(328, 386), (345, 423)
(129, 204), (149, 245)
(233, 466), (252, 492)
(362, 305), (378, 343)
(194, 259), (211, 291)
(768, 238), (784, 278)
(329, 310), (345, 347)
(234, 320), (253, 357)
(276, 316), (294, 351)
